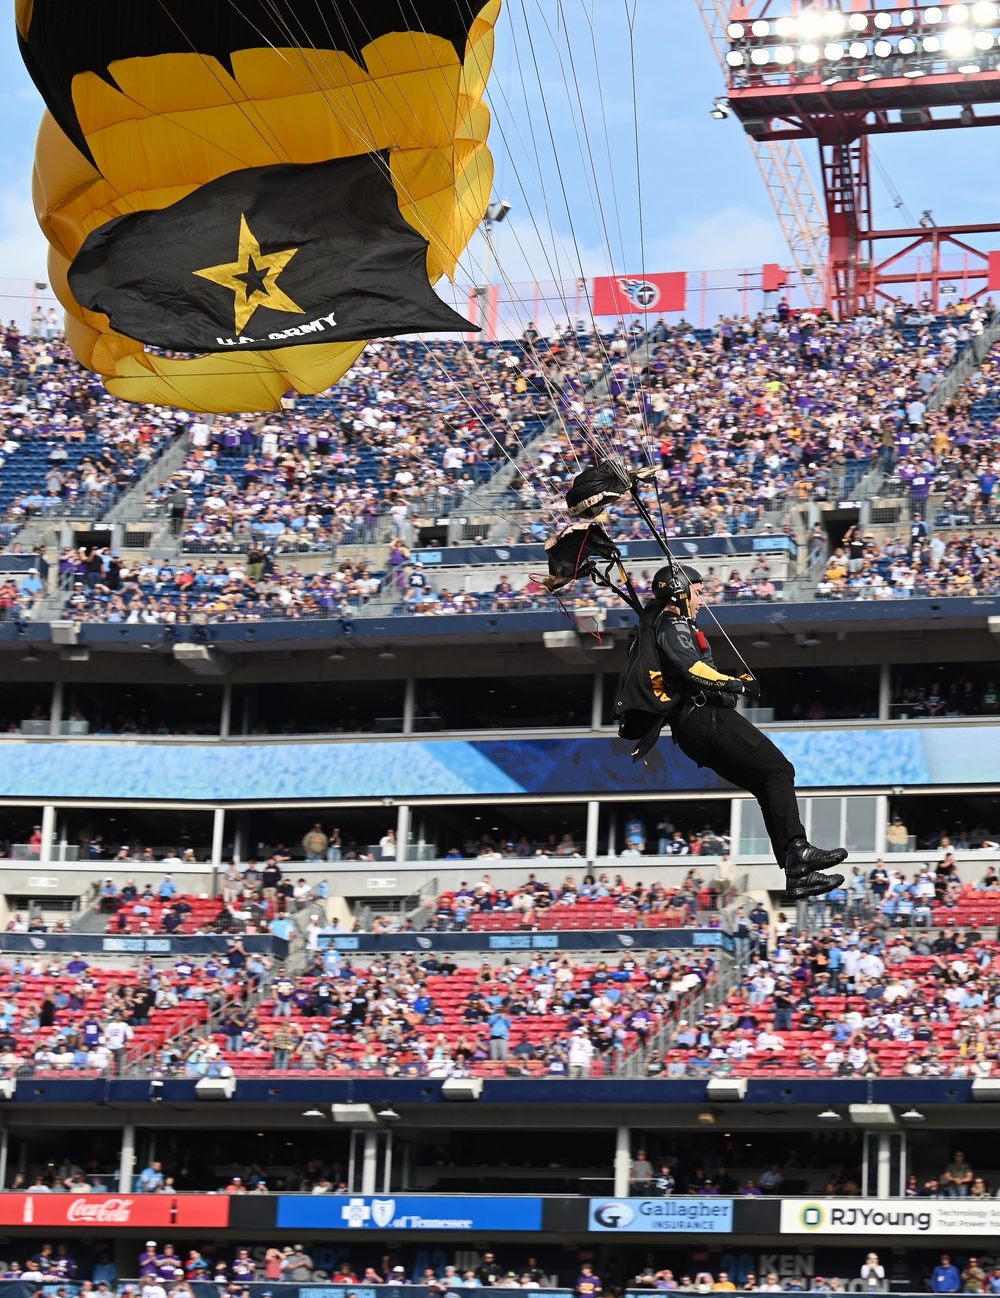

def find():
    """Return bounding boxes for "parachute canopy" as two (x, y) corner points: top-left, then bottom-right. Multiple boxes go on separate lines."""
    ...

(18, 0), (498, 412)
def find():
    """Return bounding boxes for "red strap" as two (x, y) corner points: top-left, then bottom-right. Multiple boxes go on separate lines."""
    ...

(695, 629), (709, 651)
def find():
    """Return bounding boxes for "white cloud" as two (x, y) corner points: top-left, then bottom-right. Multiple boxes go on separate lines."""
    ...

(651, 207), (789, 272)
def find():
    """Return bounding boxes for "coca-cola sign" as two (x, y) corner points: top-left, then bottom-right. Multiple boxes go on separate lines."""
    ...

(66, 1198), (136, 1224)
(0, 1195), (230, 1229)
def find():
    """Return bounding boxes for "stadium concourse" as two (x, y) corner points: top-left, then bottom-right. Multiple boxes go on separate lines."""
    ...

(8, 301), (1000, 1298)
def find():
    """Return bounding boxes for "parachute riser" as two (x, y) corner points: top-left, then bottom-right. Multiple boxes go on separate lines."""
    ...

(628, 484), (754, 679)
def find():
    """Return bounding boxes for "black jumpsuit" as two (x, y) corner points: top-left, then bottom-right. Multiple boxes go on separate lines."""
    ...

(654, 610), (806, 866)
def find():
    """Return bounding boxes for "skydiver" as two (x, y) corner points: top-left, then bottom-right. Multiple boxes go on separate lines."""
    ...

(620, 564), (847, 902)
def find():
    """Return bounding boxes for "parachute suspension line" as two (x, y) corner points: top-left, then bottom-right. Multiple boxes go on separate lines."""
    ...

(410, 339), (570, 536)
(518, 0), (661, 507)
(188, 0), (528, 423)
(621, 0), (670, 544)
(699, 601), (754, 679)
(538, 2), (667, 547)
(630, 479), (754, 678)
(511, 0), (631, 467)
(236, 0), (580, 451)
(535, 0), (636, 474)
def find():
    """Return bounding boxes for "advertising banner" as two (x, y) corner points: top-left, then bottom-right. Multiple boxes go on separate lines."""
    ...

(0, 935), (287, 957)
(318, 930), (733, 955)
(0, 722), (989, 800)
(277, 1194), (543, 1231)
(588, 1198), (734, 1233)
(0, 1194), (230, 1229)
(781, 1197), (1000, 1236)
(411, 535), (796, 569)
(592, 272), (687, 315)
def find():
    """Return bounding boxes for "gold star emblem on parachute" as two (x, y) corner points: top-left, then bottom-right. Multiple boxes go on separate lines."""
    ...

(193, 214), (304, 334)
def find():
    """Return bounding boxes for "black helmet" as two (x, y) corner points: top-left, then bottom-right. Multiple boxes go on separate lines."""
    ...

(651, 563), (702, 604)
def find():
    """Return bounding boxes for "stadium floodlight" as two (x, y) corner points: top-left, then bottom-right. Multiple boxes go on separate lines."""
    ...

(924, 6), (944, 20)
(858, 69), (880, 78)
(849, 12), (869, 29)
(823, 11), (847, 33)
(950, 3), (970, 17)
(874, 11), (894, 27)
(972, 0), (997, 21)
(711, 96), (731, 117)
(849, 41), (869, 56)
(799, 43), (821, 61)
(898, 35), (918, 51)
(922, 34), (943, 49)
(775, 16), (796, 36)
(821, 73), (843, 84)
(849, 1103), (897, 1127)
(751, 19), (770, 36)
(332, 1103), (380, 1125)
(974, 29), (995, 45)
(944, 27), (974, 50)
(727, 21), (745, 37)
(799, 12), (824, 38)
(750, 47), (771, 63)
(904, 65), (927, 73)
(958, 61), (982, 70)
(727, 50), (745, 65)
(824, 41), (845, 58)
(195, 1074), (236, 1101)
(442, 1078), (484, 1101)
(774, 45), (796, 63)
(706, 1078), (748, 1102)
(874, 39), (894, 55)
(900, 8), (916, 22)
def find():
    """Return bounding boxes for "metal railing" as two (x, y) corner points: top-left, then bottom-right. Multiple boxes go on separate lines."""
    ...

(355, 878), (437, 932)
(927, 309), (1000, 412)
(615, 949), (741, 1079)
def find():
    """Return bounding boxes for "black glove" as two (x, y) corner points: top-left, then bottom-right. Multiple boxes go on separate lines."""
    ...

(739, 674), (762, 701)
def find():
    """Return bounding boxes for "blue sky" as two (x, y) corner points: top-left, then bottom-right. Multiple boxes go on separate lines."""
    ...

(1, 2), (998, 313)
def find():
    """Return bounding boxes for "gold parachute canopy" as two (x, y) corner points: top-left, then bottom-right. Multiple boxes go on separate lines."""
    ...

(18, 0), (498, 412)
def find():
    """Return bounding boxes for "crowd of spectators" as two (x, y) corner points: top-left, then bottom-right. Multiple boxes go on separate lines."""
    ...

(0, 326), (182, 530)
(508, 299), (966, 544)
(2, 1239), (1000, 1296)
(132, 337), (560, 554)
(145, 944), (720, 1080)
(813, 525), (1000, 601)
(426, 869), (718, 933)
(652, 886), (1000, 1080)
(0, 948), (253, 1077)
(60, 549), (383, 625)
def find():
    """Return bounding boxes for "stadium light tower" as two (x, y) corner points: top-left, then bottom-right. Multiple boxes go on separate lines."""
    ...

(477, 199), (511, 298)
(717, 0), (1000, 316)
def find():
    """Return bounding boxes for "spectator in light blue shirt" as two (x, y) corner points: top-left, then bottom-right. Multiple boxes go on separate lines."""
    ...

(138, 1161), (165, 1193)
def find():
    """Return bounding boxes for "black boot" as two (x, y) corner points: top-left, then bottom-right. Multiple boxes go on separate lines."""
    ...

(785, 836), (848, 878)
(782, 869), (846, 904)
